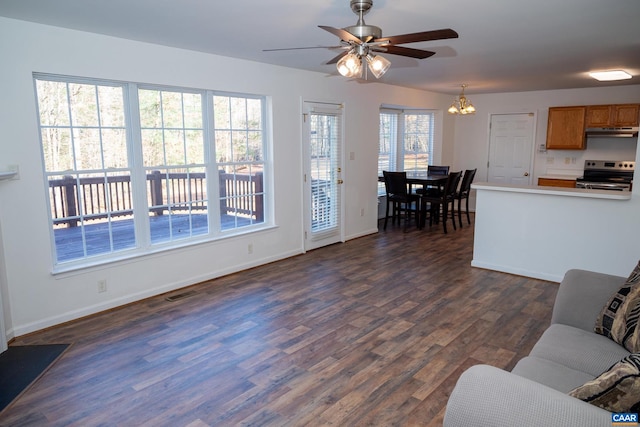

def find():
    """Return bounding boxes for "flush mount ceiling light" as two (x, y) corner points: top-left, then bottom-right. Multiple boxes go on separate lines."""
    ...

(448, 84), (476, 115)
(589, 70), (632, 81)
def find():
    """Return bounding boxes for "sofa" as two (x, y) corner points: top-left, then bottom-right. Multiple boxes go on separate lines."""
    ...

(444, 268), (634, 426)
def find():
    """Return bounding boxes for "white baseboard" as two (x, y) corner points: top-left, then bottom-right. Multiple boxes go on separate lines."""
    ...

(471, 259), (563, 283)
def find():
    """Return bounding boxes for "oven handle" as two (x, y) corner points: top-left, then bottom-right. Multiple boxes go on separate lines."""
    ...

(577, 182), (629, 191)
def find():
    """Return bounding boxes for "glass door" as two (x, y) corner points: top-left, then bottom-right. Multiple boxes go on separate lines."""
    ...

(302, 102), (344, 251)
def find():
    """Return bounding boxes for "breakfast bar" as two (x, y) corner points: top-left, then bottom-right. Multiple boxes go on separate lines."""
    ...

(471, 181), (636, 283)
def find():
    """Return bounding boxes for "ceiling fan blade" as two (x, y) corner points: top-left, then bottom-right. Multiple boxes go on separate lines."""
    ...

(263, 46), (343, 52)
(318, 25), (362, 44)
(374, 28), (459, 45)
(376, 45), (436, 59)
(326, 51), (349, 65)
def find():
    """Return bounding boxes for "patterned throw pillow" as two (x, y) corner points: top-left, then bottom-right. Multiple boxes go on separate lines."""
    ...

(569, 353), (640, 412)
(595, 261), (640, 352)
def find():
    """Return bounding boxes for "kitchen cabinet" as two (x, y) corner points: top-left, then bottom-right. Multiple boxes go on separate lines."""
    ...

(538, 177), (576, 188)
(585, 104), (640, 127)
(546, 106), (586, 150)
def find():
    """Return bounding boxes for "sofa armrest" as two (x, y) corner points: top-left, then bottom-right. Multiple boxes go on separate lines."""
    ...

(444, 365), (610, 427)
(551, 268), (626, 331)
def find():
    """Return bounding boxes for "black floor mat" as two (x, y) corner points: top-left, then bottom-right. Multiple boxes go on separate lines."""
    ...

(0, 344), (69, 412)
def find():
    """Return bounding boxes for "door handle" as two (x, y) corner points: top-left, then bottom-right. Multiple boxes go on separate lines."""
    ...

(337, 179), (344, 184)
(524, 172), (530, 176)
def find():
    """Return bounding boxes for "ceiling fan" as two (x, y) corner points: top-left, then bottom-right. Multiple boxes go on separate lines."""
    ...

(264, 0), (458, 79)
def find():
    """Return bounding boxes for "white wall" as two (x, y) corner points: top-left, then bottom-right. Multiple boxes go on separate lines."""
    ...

(0, 18), (454, 338)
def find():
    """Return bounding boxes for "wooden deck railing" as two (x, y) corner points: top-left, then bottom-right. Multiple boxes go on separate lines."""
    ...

(49, 170), (264, 227)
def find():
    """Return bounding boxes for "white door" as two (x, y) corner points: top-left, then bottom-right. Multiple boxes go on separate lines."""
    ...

(302, 102), (344, 251)
(488, 113), (535, 185)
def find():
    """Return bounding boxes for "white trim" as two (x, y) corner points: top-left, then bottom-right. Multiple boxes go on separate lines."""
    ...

(471, 260), (563, 283)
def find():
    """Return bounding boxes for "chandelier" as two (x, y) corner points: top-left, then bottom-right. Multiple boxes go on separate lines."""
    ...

(448, 84), (476, 115)
(336, 44), (391, 79)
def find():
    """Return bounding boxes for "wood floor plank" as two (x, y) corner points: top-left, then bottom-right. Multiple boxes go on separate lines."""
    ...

(2, 215), (559, 426)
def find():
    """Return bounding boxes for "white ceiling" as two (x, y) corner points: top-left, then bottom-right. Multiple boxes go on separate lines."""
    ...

(1, 0), (639, 95)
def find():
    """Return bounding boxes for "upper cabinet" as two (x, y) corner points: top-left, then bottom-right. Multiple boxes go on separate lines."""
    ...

(612, 104), (640, 126)
(586, 104), (640, 127)
(546, 106), (586, 150)
(547, 103), (639, 150)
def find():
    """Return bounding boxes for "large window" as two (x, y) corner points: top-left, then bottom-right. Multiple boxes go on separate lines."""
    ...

(378, 109), (434, 194)
(35, 75), (269, 268)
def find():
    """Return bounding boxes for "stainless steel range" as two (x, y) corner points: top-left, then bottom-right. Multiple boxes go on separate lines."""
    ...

(575, 160), (634, 191)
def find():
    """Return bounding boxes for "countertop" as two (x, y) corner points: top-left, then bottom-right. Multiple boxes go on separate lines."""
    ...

(472, 182), (631, 200)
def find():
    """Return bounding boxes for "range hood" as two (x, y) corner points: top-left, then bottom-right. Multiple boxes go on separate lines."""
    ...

(585, 126), (639, 138)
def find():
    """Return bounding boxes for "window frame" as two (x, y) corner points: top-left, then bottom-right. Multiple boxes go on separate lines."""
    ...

(378, 108), (435, 195)
(34, 74), (273, 273)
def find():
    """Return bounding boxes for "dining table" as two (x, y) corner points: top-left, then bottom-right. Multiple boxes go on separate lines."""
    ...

(378, 172), (449, 229)
(378, 172), (448, 192)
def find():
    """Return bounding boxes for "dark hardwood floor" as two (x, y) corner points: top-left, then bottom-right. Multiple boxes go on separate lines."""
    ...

(2, 216), (558, 426)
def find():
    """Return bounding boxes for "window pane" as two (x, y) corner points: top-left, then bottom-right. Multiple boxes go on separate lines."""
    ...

(161, 91), (184, 128)
(41, 127), (73, 172)
(139, 89), (162, 128)
(73, 128), (102, 170)
(69, 83), (99, 127)
(218, 165), (264, 230)
(185, 130), (204, 164)
(183, 93), (202, 129)
(102, 128), (128, 169)
(246, 98), (262, 129)
(36, 77), (131, 264)
(247, 131), (263, 162)
(232, 131), (248, 162)
(164, 129), (186, 165)
(213, 96), (231, 128)
(141, 129), (164, 167)
(215, 130), (232, 163)
(140, 89), (208, 244)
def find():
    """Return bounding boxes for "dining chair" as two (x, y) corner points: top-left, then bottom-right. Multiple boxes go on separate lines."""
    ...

(382, 171), (421, 231)
(420, 170), (462, 234)
(456, 168), (477, 227)
(417, 165), (450, 197)
(428, 165), (450, 176)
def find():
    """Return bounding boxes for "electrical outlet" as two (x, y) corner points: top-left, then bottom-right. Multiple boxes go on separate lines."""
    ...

(360, 208), (365, 217)
(248, 243), (253, 254)
(97, 279), (107, 293)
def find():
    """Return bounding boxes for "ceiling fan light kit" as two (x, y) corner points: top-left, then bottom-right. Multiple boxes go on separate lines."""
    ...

(366, 54), (391, 78)
(337, 52), (364, 78)
(448, 84), (476, 115)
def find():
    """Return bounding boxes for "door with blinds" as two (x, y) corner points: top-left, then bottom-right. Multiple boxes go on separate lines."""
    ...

(302, 102), (344, 251)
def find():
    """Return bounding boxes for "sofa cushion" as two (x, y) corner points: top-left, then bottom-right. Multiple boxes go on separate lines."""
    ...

(569, 353), (640, 412)
(530, 324), (630, 377)
(595, 260), (640, 352)
(512, 356), (595, 393)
